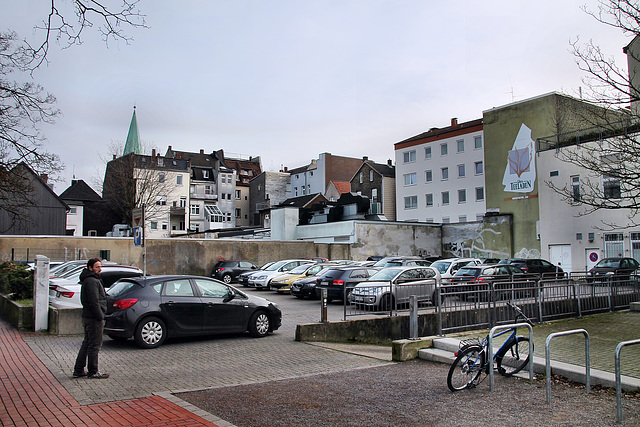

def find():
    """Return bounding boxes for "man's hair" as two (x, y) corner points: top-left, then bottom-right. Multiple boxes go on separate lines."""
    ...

(87, 258), (102, 269)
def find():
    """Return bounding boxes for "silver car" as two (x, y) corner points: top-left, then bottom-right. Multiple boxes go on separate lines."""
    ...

(349, 266), (440, 310)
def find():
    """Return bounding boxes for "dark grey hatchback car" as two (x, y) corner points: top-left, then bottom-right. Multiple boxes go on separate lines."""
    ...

(104, 275), (282, 349)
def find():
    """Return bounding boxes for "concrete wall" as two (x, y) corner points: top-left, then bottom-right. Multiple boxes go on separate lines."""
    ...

(441, 214), (513, 259)
(0, 236), (350, 276)
(351, 221), (442, 260)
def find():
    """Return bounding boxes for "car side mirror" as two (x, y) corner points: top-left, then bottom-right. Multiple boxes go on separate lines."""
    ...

(224, 289), (236, 302)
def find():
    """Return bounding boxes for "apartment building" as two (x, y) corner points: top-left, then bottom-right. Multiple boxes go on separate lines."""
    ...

(288, 152), (363, 199)
(394, 118), (485, 223)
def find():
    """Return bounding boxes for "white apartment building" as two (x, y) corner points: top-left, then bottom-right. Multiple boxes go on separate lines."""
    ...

(395, 118), (485, 223)
(288, 152), (363, 199)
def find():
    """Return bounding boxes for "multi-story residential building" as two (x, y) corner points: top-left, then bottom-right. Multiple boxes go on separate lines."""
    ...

(165, 148), (237, 231)
(350, 157), (396, 221)
(394, 118), (485, 223)
(288, 152), (363, 199)
(249, 171), (291, 227)
(223, 155), (262, 227)
(59, 179), (113, 236)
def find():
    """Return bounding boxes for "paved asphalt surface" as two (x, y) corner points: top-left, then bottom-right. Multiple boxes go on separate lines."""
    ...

(18, 287), (640, 426)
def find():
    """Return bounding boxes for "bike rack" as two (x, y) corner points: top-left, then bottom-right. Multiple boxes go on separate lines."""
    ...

(488, 322), (534, 391)
(545, 329), (590, 405)
(615, 339), (640, 423)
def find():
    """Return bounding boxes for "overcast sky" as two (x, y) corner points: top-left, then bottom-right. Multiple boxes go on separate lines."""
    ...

(1, 1), (631, 195)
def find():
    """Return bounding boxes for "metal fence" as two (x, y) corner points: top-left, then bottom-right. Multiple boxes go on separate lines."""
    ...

(342, 273), (640, 334)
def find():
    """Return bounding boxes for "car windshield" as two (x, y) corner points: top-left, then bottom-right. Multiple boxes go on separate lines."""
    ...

(107, 280), (141, 297)
(368, 268), (403, 281)
(260, 262), (274, 270)
(596, 259), (622, 268)
(265, 261), (288, 271)
(290, 264), (313, 274)
(455, 268), (479, 277)
(430, 261), (452, 274)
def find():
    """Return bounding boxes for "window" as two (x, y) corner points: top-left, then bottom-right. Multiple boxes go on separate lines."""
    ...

(458, 164), (465, 178)
(550, 171), (559, 177)
(403, 150), (416, 163)
(221, 193), (226, 200)
(425, 147), (432, 159)
(442, 217), (450, 224)
(204, 185), (212, 195)
(475, 161), (483, 175)
(359, 172), (363, 184)
(404, 196), (418, 209)
(69, 207), (77, 214)
(426, 193), (433, 207)
(425, 170), (432, 183)
(221, 175), (226, 184)
(442, 191), (449, 205)
(236, 190), (241, 199)
(459, 215), (467, 223)
(156, 195), (167, 205)
(235, 208), (241, 218)
(457, 139), (464, 153)
(441, 167), (449, 180)
(150, 221), (158, 230)
(180, 197), (186, 208)
(458, 189), (466, 203)
(476, 187), (485, 201)
(474, 135), (482, 149)
(162, 223), (168, 230)
(158, 173), (165, 183)
(372, 188), (378, 202)
(404, 173), (417, 186)
(604, 175), (621, 199)
(440, 143), (448, 156)
(203, 170), (209, 179)
(190, 204), (200, 215)
(370, 170), (374, 181)
(426, 218), (434, 223)
(571, 176), (580, 203)
(294, 187), (298, 196)
(176, 175), (183, 185)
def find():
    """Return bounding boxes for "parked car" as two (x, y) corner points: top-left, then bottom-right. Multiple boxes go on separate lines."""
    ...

(290, 266), (344, 299)
(104, 275), (282, 348)
(449, 264), (530, 300)
(48, 260), (117, 295)
(314, 266), (381, 302)
(349, 266), (440, 310)
(49, 265), (144, 308)
(270, 263), (339, 294)
(371, 256), (431, 268)
(237, 262), (274, 286)
(248, 259), (313, 289)
(587, 257), (640, 283)
(430, 258), (482, 279)
(499, 258), (564, 278)
(211, 260), (259, 284)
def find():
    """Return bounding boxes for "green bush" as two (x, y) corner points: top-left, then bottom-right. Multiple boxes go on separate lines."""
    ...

(0, 262), (34, 300)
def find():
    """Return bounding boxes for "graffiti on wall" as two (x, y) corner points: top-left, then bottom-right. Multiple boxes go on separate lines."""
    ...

(443, 226), (510, 260)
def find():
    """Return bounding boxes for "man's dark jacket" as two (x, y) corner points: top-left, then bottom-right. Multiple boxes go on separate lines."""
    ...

(79, 268), (107, 320)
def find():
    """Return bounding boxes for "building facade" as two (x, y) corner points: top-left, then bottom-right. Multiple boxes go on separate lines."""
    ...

(395, 118), (485, 224)
(289, 152), (364, 199)
(350, 158), (396, 221)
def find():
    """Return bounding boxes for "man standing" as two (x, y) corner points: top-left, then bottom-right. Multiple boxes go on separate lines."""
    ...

(73, 258), (109, 379)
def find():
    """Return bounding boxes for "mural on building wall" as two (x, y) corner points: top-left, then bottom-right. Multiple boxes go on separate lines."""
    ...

(503, 123), (536, 193)
(513, 247), (541, 259)
(442, 220), (511, 260)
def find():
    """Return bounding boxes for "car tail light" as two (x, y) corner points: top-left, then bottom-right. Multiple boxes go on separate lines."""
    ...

(113, 298), (138, 309)
(59, 291), (74, 299)
(216, 268), (225, 272)
(332, 279), (344, 286)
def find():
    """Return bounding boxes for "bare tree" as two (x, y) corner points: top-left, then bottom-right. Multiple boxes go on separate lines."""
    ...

(545, 0), (640, 227)
(0, 1), (145, 231)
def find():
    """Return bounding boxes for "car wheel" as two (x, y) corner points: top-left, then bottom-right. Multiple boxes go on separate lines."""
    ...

(134, 316), (166, 349)
(294, 294), (305, 299)
(222, 274), (232, 284)
(107, 334), (128, 342)
(248, 311), (270, 338)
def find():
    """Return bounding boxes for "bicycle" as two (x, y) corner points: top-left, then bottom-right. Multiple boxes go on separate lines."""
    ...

(447, 302), (534, 392)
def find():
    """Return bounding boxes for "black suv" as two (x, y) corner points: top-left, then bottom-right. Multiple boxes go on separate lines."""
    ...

(211, 260), (259, 284)
(315, 266), (380, 302)
(500, 258), (564, 278)
(587, 257), (640, 283)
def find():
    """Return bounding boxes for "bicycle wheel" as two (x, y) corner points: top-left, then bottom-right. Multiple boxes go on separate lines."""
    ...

(447, 345), (485, 392)
(496, 336), (532, 377)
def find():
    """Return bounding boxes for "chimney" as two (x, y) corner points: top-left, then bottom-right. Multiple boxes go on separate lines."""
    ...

(363, 156), (368, 162)
(284, 166), (288, 172)
(451, 117), (458, 127)
(200, 149), (204, 154)
(113, 154), (117, 160)
(168, 145), (172, 151)
(152, 148), (156, 157)
(40, 174), (48, 183)
(387, 159), (393, 166)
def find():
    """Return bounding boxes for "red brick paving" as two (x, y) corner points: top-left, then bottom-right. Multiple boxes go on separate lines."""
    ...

(0, 320), (218, 426)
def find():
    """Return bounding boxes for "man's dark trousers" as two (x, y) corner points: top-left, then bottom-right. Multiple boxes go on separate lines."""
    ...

(74, 318), (104, 375)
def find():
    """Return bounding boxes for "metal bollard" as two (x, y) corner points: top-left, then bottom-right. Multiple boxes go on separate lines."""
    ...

(320, 288), (328, 323)
(615, 339), (640, 423)
(409, 295), (418, 340)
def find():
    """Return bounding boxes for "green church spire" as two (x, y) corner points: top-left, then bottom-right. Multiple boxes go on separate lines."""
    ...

(123, 106), (142, 155)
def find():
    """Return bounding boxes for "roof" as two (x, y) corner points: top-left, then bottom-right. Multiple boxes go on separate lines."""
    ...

(394, 118), (483, 150)
(330, 181), (351, 194)
(350, 160), (395, 182)
(59, 180), (102, 202)
(123, 107), (142, 156)
(278, 193), (328, 209)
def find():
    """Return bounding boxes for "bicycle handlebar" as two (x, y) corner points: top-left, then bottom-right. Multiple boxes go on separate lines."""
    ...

(506, 301), (534, 326)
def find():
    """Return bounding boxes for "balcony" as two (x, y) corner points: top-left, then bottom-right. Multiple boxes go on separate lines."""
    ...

(191, 193), (218, 200)
(170, 206), (186, 216)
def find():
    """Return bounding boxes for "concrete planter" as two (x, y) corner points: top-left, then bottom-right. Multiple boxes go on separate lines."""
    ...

(0, 294), (34, 331)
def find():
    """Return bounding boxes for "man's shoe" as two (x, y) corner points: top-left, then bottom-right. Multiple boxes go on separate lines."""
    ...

(72, 371), (87, 378)
(87, 372), (110, 379)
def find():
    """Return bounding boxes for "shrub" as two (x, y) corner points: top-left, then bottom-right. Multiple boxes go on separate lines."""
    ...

(0, 262), (34, 300)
